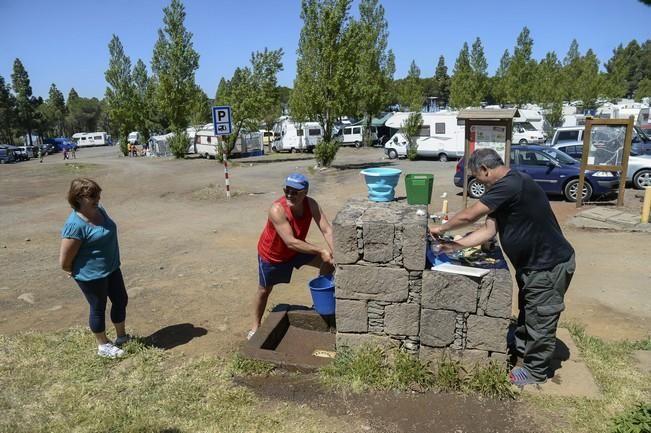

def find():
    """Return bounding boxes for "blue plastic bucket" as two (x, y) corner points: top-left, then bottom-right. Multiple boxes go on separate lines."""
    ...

(360, 167), (402, 202)
(309, 275), (335, 315)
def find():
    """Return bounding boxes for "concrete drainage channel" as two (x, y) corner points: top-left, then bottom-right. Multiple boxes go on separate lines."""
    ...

(243, 306), (336, 372)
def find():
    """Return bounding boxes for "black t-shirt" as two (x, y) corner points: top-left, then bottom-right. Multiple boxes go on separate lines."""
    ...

(479, 170), (574, 271)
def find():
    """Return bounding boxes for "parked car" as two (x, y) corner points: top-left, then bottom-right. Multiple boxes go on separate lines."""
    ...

(554, 142), (651, 189)
(454, 145), (619, 202)
(10, 145), (30, 161)
(0, 144), (17, 164)
(550, 125), (651, 155)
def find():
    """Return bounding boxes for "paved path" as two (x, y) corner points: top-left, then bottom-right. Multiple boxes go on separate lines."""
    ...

(568, 207), (651, 232)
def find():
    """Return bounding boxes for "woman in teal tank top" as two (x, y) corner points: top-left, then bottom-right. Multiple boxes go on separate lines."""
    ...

(59, 178), (131, 359)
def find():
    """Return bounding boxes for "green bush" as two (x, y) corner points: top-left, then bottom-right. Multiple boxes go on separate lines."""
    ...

(168, 129), (190, 159)
(402, 112), (423, 161)
(314, 140), (339, 167)
(119, 139), (129, 156)
(611, 402), (651, 433)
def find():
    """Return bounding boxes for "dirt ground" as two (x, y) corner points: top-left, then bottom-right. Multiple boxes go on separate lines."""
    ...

(1, 146), (649, 432)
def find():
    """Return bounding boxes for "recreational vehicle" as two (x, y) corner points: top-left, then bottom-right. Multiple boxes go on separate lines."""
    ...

(72, 132), (111, 147)
(272, 118), (323, 153)
(127, 131), (141, 144)
(334, 124), (378, 147)
(384, 112), (464, 161)
(189, 125), (264, 158)
(596, 103), (650, 126)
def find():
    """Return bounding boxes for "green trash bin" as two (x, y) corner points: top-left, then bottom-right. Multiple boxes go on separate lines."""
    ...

(405, 173), (434, 205)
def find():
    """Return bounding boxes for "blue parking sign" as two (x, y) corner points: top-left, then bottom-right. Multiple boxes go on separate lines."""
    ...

(213, 106), (232, 136)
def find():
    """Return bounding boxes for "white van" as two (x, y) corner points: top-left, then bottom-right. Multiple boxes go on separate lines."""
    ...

(272, 118), (323, 153)
(127, 131), (141, 144)
(335, 124), (378, 148)
(512, 120), (546, 144)
(384, 112), (464, 161)
(72, 132), (111, 147)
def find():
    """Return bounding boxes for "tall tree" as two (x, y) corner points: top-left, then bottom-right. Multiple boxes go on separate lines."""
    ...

(449, 42), (474, 108)
(351, 0), (393, 145)
(132, 59), (150, 141)
(46, 83), (66, 136)
(575, 49), (604, 109)
(504, 27), (536, 106)
(402, 60), (423, 111)
(490, 49), (511, 105)
(104, 35), (134, 142)
(535, 51), (563, 104)
(290, 0), (355, 142)
(562, 39), (582, 102)
(470, 37), (488, 104)
(0, 75), (16, 143)
(11, 58), (35, 145)
(215, 48), (284, 158)
(434, 55), (450, 108)
(535, 52), (564, 128)
(151, 0), (200, 131)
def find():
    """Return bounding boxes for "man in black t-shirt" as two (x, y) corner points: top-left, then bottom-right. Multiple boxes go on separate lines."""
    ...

(430, 148), (575, 387)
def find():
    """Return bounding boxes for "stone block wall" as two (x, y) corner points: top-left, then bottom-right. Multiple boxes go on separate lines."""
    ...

(333, 198), (513, 365)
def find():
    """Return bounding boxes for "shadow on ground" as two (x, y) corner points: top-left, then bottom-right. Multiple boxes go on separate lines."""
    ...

(142, 323), (208, 350)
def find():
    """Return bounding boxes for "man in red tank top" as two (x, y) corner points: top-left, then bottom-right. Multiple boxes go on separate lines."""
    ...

(249, 173), (335, 339)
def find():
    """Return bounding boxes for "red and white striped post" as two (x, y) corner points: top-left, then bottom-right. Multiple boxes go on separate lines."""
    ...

(224, 151), (231, 199)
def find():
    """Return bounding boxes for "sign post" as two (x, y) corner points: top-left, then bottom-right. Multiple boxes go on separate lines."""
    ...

(457, 109), (518, 208)
(213, 106), (233, 199)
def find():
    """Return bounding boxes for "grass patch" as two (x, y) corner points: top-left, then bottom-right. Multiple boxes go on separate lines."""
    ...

(0, 328), (352, 433)
(228, 353), (275, 376)
(320, 345), (516, 399)
(62, 162), (102, 173)
(526, 322), (651, 433)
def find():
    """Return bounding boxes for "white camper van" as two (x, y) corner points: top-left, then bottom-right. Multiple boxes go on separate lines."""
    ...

(384, 112), (464, 161)
(127, 131), (141, 144)
(334, 124), (378, 147)
(512, 120), (546, 144)
(272, 118), (323, 152)
(72, 132), (111, 147)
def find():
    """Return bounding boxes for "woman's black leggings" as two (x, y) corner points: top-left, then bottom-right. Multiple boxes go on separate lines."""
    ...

(76, 269), (128, 333)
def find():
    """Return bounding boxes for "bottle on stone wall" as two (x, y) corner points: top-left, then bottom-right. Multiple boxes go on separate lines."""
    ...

(441, 199), (449, 223)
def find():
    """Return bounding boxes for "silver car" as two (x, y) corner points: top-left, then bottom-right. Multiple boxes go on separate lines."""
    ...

(553, 142), (651, 189)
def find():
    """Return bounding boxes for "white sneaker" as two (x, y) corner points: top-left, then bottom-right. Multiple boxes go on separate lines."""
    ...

(97, 342), (125, 359)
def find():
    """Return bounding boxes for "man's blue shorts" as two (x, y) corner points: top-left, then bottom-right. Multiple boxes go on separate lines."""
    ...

(258, 253), (316, 288)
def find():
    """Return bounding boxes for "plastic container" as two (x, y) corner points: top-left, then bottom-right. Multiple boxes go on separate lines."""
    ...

(309, 275), (335, 315)
(359, 167), (402, 202)
(405, 173), (434, 205)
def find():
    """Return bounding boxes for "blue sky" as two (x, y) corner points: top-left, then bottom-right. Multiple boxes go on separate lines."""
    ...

(0, 0), (649, 100)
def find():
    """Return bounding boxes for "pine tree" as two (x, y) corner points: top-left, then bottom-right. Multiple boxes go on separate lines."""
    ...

(470, 37), (488, 104)
(47, 84), (66, 136)
(151, 0), (200, 132)
(11, 58), (35, 145)
(576, 49), (604, 109)
(562, 39), (582, 102)
(0, 75), (16, 143)
(434, 55), (450, 108)
(402, 60), (423, 111)
(449, 43), (474, 108)
(504, 27), (536, 106)
(491, 49), (511, 105)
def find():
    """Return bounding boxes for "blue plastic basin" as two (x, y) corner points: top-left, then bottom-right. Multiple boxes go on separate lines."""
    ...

(360, 167), (402, 202)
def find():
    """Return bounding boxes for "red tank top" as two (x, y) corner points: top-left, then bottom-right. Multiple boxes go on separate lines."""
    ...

(257, 196), (313, 263)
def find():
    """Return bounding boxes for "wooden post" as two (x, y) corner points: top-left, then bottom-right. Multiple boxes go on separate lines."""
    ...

(642, 187), (651, 224)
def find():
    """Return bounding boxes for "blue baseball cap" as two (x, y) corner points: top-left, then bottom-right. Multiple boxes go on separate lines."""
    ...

(285, 173), (309, 190)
